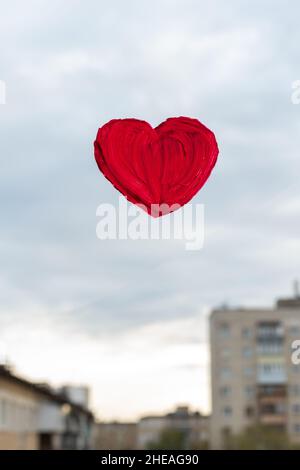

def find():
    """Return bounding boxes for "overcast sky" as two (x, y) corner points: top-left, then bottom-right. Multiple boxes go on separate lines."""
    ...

(0, 0), (300, 420)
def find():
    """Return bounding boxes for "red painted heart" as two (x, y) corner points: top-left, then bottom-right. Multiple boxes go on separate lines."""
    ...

(94, 116), (219, 217)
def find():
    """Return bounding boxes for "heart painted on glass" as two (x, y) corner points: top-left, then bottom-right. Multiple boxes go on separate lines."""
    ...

(94, 116), (219, 217)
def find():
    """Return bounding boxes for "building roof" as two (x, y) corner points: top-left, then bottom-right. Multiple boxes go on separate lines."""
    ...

(0, 365), (94, 419)
(139, 406), (209, 421)
(276, 297), (300, 309)
(211, 295), (300, 317)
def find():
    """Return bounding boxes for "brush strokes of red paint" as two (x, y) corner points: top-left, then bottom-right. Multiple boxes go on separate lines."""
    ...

(94, 116), (219, 217)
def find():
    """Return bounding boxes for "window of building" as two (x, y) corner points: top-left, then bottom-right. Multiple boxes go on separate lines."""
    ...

(222, 406), (232, 417)
(220, 367), (232, 380)
(294, 424), (300, 433)
(10, 403), (15, 427)
(258, 362), (285, 377)
(245, 406), (255, 418)
(242, 327), (252, 339)
(244, 366), (254, 376)
(2, 400), (7, 425)
(245, 385), (255, 399)
(292, 365), (300, 374)
(221, 348), (231, 358)
(260, 385), (284, 395)
(219, 322), (230, 338)
(242, 347), (253, 358)
(292, 404), (300, 414)
(276, 402), (286, 414)
(290, 384), (300, 396)
(257, 341), (283, 355)
(290, 325), (300, 336)
(260, 402), (286, 415)
(30, 408), (37, 430)
(257, 321), (283, 338)
(0, 399), (3, 425)
(221, 426), (232, 436)
(220, 386), (231, 398)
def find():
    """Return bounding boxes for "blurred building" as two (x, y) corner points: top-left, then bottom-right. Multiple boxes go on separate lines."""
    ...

(210, 294), (300, 448)
(59, 385), (89, 408)
(0, 365), (94, 449)
(95, 422), (137, 450)
(137, 406), (209, 449)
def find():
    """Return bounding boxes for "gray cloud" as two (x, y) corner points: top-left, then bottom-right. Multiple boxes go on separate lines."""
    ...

(1, 0), (300, 341)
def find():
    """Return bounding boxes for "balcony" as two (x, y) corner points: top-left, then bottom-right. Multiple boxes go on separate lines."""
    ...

(258, 399), (287, 426)
(256, 322), (284, 340)
(257, 364), (287, 384)
(256, 341), (283, 356)
(257, 385), (287, 399)
(259, 414), (287, 425)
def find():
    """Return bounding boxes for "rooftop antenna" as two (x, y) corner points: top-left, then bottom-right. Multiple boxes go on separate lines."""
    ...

(294, 280), (300, 299)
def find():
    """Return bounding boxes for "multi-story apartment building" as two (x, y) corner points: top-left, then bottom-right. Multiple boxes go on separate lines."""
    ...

(210, 294), (300, 449)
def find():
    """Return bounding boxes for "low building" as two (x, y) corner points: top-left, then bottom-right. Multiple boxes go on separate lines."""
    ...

(0, 366), (40, 449)
(95, 422), (137, 450)
(0, 365), (94, 450)
(137, 406), (209, 449)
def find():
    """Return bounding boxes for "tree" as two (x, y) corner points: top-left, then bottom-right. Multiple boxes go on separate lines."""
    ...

(225, 425), (299, 450)
(147, 429), (186, 450)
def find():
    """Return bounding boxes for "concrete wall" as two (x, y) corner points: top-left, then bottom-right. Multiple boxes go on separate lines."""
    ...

(0, 376), (40, 450)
